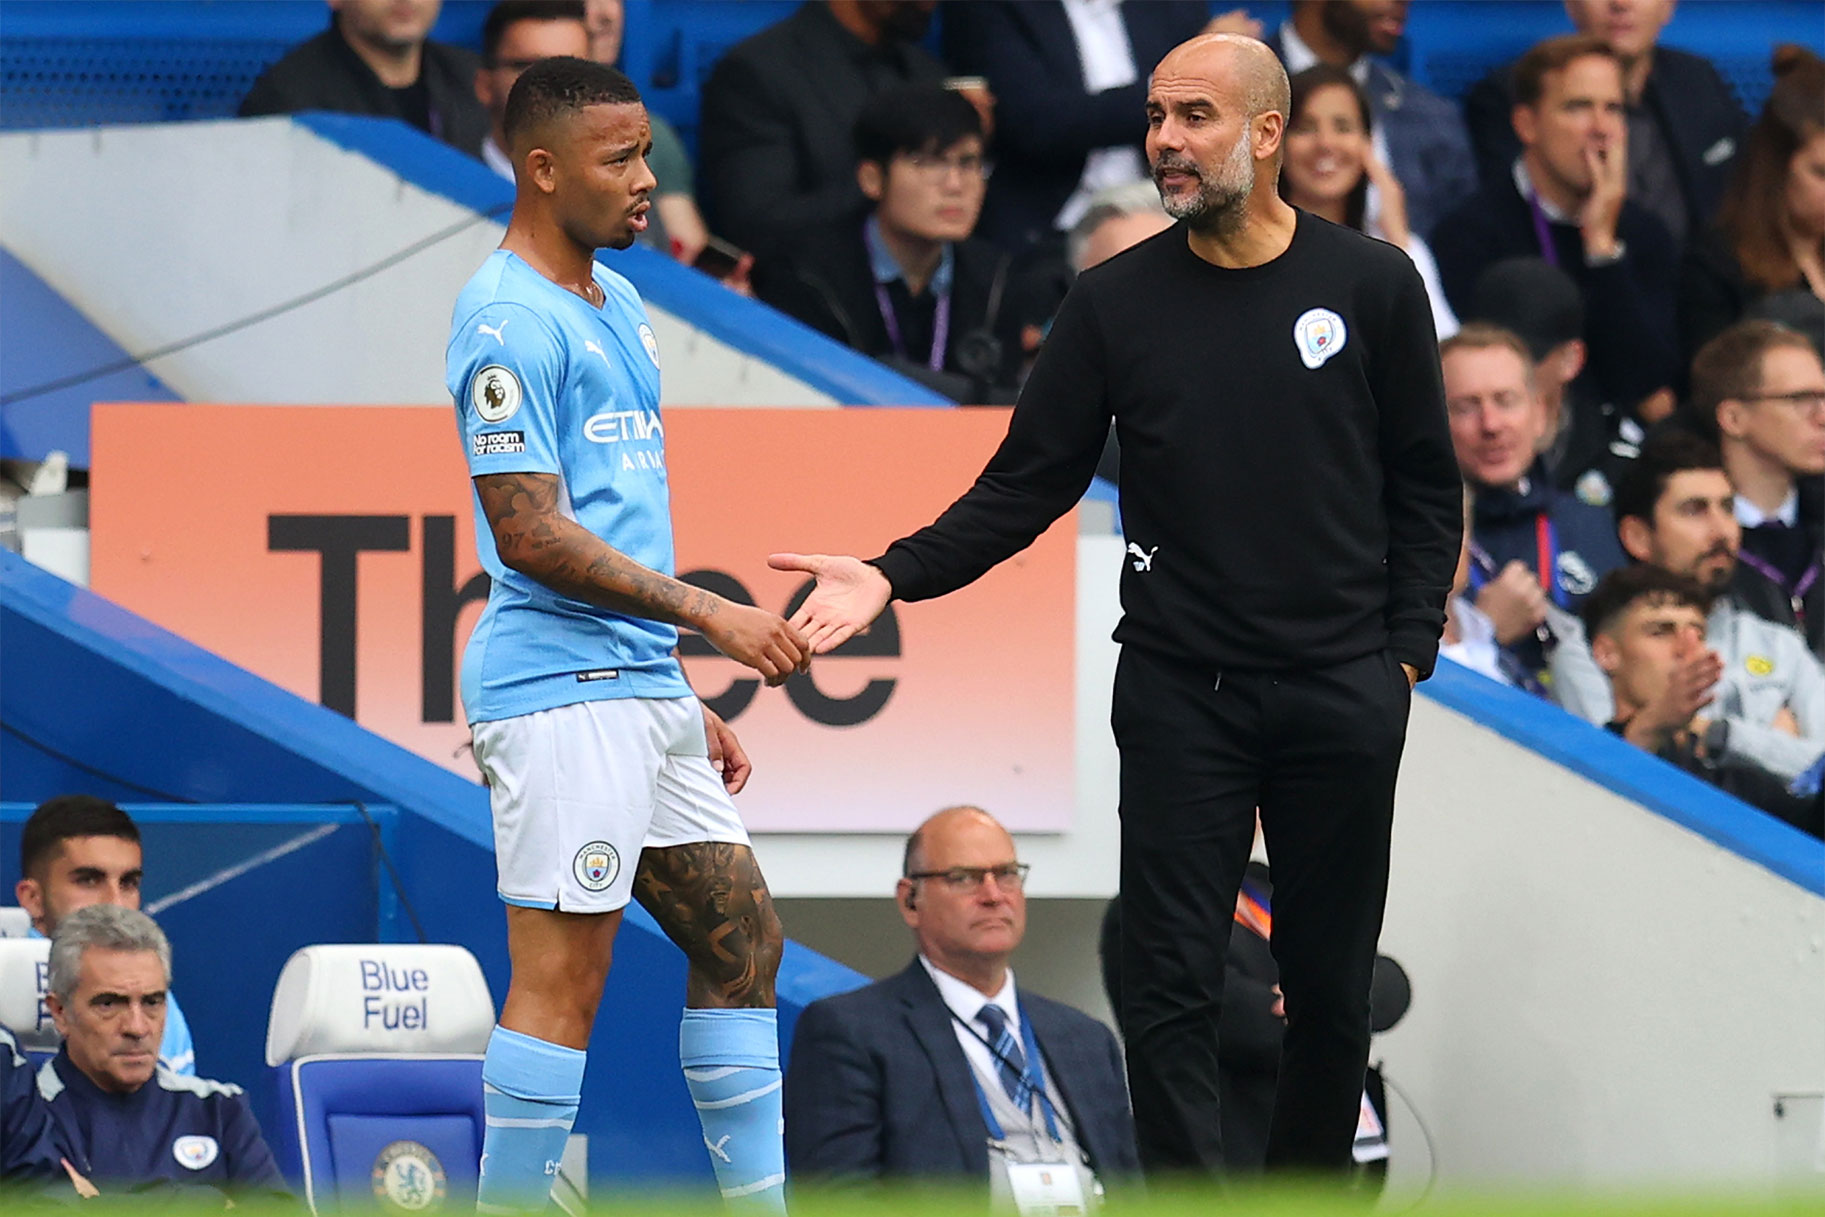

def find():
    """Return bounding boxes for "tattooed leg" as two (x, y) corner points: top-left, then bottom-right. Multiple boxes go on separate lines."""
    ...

(634, 841), (784, 1008)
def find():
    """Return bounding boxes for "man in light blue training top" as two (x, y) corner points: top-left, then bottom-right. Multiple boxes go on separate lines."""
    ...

(445, 55), (810, 1214)
(15, 796), (196, 1077)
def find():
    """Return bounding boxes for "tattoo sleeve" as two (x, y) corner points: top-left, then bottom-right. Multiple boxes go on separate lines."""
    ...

(474, 472), (722, 629)
(633, 841), (783, 1008)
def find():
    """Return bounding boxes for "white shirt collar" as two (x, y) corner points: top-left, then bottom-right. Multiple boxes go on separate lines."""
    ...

(919, 953), (1019, 1036)
(482, 135), (514, 182)
(1277, 20), (1368, 84)
(1735, 489), (1799, 528)
(1513, 158), (1575, 222)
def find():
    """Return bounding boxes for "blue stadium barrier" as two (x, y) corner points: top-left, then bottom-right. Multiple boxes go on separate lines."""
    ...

(0, 550), (867, 1186)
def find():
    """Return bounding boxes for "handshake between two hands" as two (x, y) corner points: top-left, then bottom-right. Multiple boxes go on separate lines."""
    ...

(698, 553), (893, 688)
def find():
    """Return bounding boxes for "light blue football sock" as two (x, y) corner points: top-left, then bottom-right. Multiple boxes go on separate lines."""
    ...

(477, 1026), (585, 1215)
(679, 1008), (787, 1213)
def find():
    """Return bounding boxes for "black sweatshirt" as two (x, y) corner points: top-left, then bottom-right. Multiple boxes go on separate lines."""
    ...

(871, 212), (1463, 677)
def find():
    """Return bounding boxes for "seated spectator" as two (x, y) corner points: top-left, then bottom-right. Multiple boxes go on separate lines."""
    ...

(698, 1), (945, 260)
(0, 1026), (67, 1194)
(1279, 65), (1457, 338)
(1068, 180), (1172, 273)
(1689, 320), (1825, 661)
(1584, 566), (1823, 836)
(939, 1), (1209, 254)
(1553, 431), (1825, 792)
(1432, 35), (1680, 420)
(1467, 256), (1638, 508)
(1681, 47), (1825, 361)
(1259, 0), (1476, 238)
(1464, 0), (1746, 255)
(473, 2), (589, 180)
(1445, 324), (1627, 690)
(42, 906), (290, 1201)
(240, 0), (489, 157)
(753, 85), (1023, 401)
(581, 0), (727, 273)
(15, 797), (195, 1077)
(783, 806), (1138, 1197)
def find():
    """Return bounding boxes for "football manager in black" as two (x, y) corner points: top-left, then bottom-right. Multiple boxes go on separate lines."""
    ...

(773, 32), (1461, 1177)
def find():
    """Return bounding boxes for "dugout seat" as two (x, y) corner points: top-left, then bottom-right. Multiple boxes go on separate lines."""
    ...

(0, 907), (34, 938)
(0, 936), (58, 1066)
(265, 943), (495, 1214)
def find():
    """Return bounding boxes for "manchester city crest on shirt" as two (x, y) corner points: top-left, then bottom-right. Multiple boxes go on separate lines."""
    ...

(638, 323), (661, 369)
(372, 1139), (447, 1211)
(1293, 307), (1348, 369)
(471, 365), (522, 423)
(172, 1135), (219, 1170)
(574, 840), (620, 892)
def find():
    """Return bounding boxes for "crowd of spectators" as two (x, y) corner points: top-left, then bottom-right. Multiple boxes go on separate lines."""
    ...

(229, 0), (1825, 830)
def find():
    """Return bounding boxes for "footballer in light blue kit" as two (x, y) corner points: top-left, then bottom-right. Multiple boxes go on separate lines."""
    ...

(445, 57), (809, 1215)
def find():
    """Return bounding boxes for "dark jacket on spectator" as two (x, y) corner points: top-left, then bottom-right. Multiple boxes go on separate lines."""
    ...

(1262, 28), (1477, 239)
(940, 1), (1208, 253)
(698, 3), (946, 260)
(1680, 227), (1825, 364)
(1431, 175), (1680, 410)
(1735, 479), (1825, 662)
(239, 16), (488, 156)
(1463, 45), (1746, 249)
(754, 222), (1022, 400)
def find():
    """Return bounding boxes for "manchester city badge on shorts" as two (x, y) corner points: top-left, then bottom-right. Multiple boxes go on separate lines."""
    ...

(172, 1134), (219, 1170)
(1293, 307), (1348, 369)
(372, 1139), (448, 1211)
(471, 365), (523, 423)
(574, 840), (621, 892)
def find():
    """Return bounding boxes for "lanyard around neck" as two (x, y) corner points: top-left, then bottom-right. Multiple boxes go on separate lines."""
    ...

(949, 1005), (1062, 1144)
(874, 281), (951, 373)
(1526, 190), (1561, 268)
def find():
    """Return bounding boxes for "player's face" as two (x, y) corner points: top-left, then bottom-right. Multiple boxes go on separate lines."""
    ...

(332, 0), (441, 52)
(15, 835), (144, 936)
(1517, 55), (1626, 196)
(1787, 132), (1825, 240)
(1642, 470), (1740, 594)
(1146, 54), (1258, 226)
(1563, 0), (1674, 61)
(49, 947), (167, 1095)
(1283, 83), (1368, 211)
(477, 19), (590, 125)
(550, 102), (656, 251)
(1597, 599), (1706, 711)
(1722, 345), (1825, 477)
(1444, 345), (1547, 489)
(903, 816), (1026, 971)
(875, 137), (987, 246)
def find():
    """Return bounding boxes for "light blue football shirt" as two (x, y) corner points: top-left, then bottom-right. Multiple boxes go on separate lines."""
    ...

(447, 250), (691, 724)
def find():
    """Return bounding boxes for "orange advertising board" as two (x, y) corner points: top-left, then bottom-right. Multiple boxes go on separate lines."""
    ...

(90, 405), (1076, 832)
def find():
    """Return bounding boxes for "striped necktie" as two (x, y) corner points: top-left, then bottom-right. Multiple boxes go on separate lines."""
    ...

(975, 1003), (1030, 1110)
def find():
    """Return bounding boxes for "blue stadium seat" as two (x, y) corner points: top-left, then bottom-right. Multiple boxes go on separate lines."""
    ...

(0, 935), (59, 1069)
(264, 944), (495, 1214)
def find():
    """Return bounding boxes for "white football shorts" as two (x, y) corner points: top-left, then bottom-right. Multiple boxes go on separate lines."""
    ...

(470, 697), (751, 913)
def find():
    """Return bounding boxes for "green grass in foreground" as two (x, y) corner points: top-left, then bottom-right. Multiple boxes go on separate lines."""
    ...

(31, 1182), (1825, 1215)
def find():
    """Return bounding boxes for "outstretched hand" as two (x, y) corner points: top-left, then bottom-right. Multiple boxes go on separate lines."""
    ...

(769, 553), (893, 654)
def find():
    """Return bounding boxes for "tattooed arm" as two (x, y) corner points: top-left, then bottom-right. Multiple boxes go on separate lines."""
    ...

(476, 471), (808, 684)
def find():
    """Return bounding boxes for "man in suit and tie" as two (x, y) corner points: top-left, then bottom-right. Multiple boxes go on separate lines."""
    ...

(783, 805), (1139, 1202)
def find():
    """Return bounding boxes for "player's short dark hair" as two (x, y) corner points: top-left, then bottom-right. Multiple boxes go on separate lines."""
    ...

(1581, 564), (1710, 641)
(482, 0), (586, 66)
(503, 56), (641, 149)
(854, 85), (982, 169)
(21, 796), (140, 882)
(1511, 34), (1619, 109)
(1610, 429), (1726, 531)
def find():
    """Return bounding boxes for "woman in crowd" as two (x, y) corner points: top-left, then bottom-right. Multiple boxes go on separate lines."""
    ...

(1278, 64), (1457, 339)
(1681, 46), (1825, 361)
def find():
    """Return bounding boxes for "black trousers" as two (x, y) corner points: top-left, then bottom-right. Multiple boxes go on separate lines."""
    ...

(1112, 644), (1411, 1175)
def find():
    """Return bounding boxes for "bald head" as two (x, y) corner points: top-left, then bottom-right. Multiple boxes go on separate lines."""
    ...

(902, 804), (1003, 876)
(1154, 33), (1290, 123)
